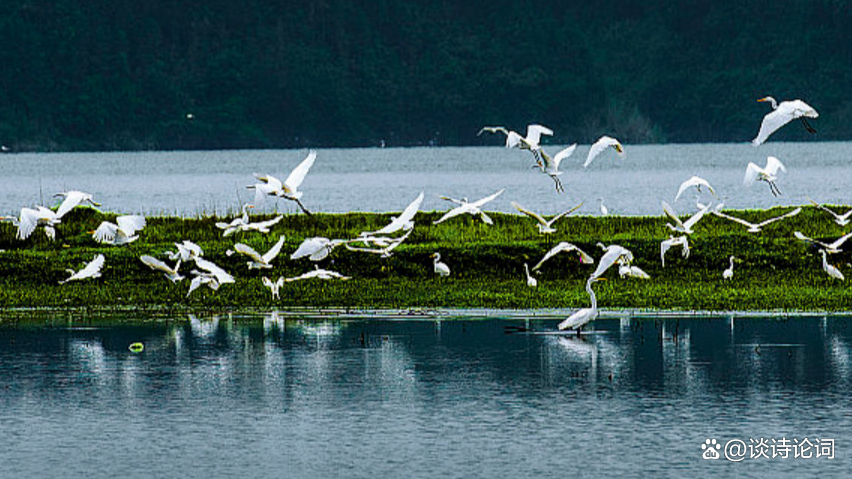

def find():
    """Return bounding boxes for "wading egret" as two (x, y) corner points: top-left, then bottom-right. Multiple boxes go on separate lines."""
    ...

(524, 263), (538, 288)
(434, 189), (504, 225)
(584, 136), (625, 168)
(712, 206), (801, 233)
(532, 242), (595, 271)
(674, 176), (716, 202)
(59, 254), (105, 284)
(661, 236), (689, 268)
(262, 276), (285, 299)
(140, 255), (184, 283)
(232, 236), (286, 269)
(744, 156), (786, 196)
(809, 199), (852, 226)
(511, 201), (583, 234)
(92, 215), (146, 245)
(723, 256), (736, 280)
(662, 200), (710, 234)
(821, 250), (844, 280)
(752, 96), (818, 146)
(432, 252), (450, 276)
(558, 277), (606, 334)
(794, 231), (852, 254)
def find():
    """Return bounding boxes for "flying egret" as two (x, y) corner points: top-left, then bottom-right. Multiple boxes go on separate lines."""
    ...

(59, 254), (105, 284)
(215, 204), (254, 236)
(558, 277), (606, 334)
(661, 236), (689, 268)
(186, 271), (221, 297)
(532, 242), (595, 271)
(511, 201), (583, 234)
(524, 263), (538, 288)
(92, 215), (146, 245)
(54, 190), (101, 218)
(165, 240), (203, 262)
(744, 156), (786, 196)
(192, 257), (235, 284)
(809, 199), (852, 226)
(140, 255), (184, 283)
(674, 176), (716, 202)
(662, 200), (710, 234)
(712, 206), (801, 233)
(591, 243), (633, 279)
(752, 96), (818, 146)
(360, 191), (424, 236)
(285, 265), (351, 282)
(723, 256), (736, 280)
(584, 136), (625, 168)
(598, 198), (608, 216)
(291, 237), (351, 261)
(232, 236), (287, 269)
(618, 258), (650, 279)
(794, 231), (852, 254)
(478, 124), (553, 152)
(11, 206), (60, 240)
(346, 228), (413, 258)
(434, 189), (504, 225)
(262, 276), (285, 299)
(432, 252), (450, 276)
(821, 250), (844, 280)
(535, 144), (577, 192)
(249, 150), (316, 214)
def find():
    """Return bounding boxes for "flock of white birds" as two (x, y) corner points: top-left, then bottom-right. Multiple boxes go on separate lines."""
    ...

(1, 95), (849, 334)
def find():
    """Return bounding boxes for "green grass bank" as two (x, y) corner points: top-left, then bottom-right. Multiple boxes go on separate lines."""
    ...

(0, 205), (850, 312)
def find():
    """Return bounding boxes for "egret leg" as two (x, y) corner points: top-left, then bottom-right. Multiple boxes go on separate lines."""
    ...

(800, 117), (817, 134)
(293, 198), (313, 216)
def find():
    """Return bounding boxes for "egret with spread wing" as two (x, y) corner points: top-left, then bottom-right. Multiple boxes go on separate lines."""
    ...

(59, 254), (105, 284)
(752, 96), (818, 146)
(54, 191), (101, 218)
(662, 200), (710, 234)
(661, 236), (689, 268)
(532, 242), (594, 271)
(744, 156), (787, 196)
(92, 215), (146, 245)
(584, 136), (625, 168)
(674, 176), (716, 202)
(809, 199), (852, 226)
(434, 189), (504, 225)
(512, 201), (582, 234)
(712, 206), (801, 233)
(794, 230), (852, 254)
(360, 191), (424, 236)
(232, 236), (287, 269)
(140, 255), (184, 283)
(536, 144), (577, 192)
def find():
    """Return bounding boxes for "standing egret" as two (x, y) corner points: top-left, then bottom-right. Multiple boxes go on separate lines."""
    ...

(432, 253), (450, 276)
(598, 198), (608, 216)
(92, 215), (147, 245)
(511, 201), (583, 234)
(232, 236), (287, 269)
(752, 96), (818, 146)
(662, 200), (710, 234)
(524, 263), (538, 288)
(59, 254), (105, 284)
(723, 256), (736, 280)
(809, 199), (852, 226)
(674, 176), (716, 202)
(434, 189), (504, 225)
(744, 156), (786, 196)
(584, 136), (625, 168)
(262, 276), (285, 299)
(558, 277), (606, 334)
(821, 250), (844, 280)
(532, 242), (595, 271)
(712, 206), (801, 233)
(661, 236), (689, 268)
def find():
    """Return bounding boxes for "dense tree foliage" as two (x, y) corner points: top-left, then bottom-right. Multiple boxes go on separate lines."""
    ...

(1, 0), (850, 150)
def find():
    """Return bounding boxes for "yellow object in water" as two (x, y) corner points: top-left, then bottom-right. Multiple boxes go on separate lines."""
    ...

(128, 342), (144, 353)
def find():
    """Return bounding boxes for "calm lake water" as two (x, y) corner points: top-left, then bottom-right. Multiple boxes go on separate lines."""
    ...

(1, 142), (850, 216)
(1, 312), (849, 478)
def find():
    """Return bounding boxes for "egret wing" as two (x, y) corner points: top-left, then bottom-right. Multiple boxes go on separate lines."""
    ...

(284, 150), (317, 190)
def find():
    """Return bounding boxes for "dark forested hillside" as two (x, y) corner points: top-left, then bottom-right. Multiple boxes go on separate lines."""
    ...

(1, 0), (851, 150)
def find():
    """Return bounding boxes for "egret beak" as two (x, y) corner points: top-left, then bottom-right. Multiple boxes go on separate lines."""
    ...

(757, 97), (768, 103)
(91, 201), (102, 207)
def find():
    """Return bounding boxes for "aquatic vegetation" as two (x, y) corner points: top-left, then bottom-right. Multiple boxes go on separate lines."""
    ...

(0, 205), (850, 311)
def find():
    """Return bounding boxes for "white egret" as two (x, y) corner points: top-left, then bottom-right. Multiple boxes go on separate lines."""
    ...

(536, 144), (577, 192)
(618, 259), (650, 279)
(744, 156), (786, 196)
(821, 250), (844, 280)
(598, 198), (608, 216)
(215, 204), (254, 236)
(285, 265), (351, 282)
(524, 263), (538, 288)
(192, 257), (235, 284)
(723, 256), (736, 280)
(809, 199), (852, 226)
(232, 236), (286, 269)
(752, 96), (818, 146)
(140, 255), (184, 283)
(661, 236), (689, 268)
(674, 176), (716, 202)
(59, 254), (105, 284)
(478, 124), (553, 152)
(291, 237), (351, 261)
(591, 243), (633, 279)
(432, 252), (450, 276)
(346, 228), (413, 258)
(360, 191), (424, 236)
(11, 206), (60, 240)
(186, 271), (221, 297)
(249, 150), (317, 214)
(584, 136), (624, 168)
(434, 189), (504, 225)
(662, 200), (710, 234)
(794, 231), (852, 254)
(262, 276), (285, 299)
(558, 277), (606, 334)
(165, 240), (203, 262)
(92, 215), (146, 245)
(511, 201), (583, 234)
(54, 190), (101, 218)
(532, 242), (595, 271)
(712, 206), (801, 233)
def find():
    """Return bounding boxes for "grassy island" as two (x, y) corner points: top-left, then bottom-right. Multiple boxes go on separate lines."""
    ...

(0, 205), (850, 312)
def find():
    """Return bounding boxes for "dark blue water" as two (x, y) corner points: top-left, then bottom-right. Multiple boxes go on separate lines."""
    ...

(1, 312), (849, 478)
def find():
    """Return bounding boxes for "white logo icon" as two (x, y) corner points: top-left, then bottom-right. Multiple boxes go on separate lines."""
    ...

(702, 439), (721, 460)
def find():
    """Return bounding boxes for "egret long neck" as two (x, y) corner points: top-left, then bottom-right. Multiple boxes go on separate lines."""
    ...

(586, 279), (597, 310)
